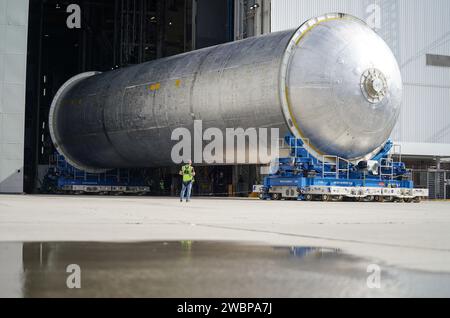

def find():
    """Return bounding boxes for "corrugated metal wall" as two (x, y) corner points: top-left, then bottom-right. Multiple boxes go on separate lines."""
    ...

(271, 0), (450, 154)
(0, 0), (29, 193)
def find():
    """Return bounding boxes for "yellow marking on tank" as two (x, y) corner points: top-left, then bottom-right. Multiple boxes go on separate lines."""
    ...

(295, 17), (349, 45)
(150, 83), (161, 91)
(175, 79), (181, 87)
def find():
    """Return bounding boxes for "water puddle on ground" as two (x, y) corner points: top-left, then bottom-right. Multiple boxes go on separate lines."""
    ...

(0, 241), (449, 297)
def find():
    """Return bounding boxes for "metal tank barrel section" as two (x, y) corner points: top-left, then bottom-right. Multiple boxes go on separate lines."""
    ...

(49, 13), (402, 172)
(49, 29), (293, 172)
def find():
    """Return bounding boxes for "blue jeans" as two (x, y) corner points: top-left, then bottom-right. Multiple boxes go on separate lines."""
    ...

(180, 181), (193, 201)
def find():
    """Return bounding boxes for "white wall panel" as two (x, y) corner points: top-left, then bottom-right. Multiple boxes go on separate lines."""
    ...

(4, 54), (26, 84)
(0, 1), (6, 26)
(271, 0), (450, 156)
(5, 0), (28, 26)
(2, 113), (25, 143)
(0, 0), (28, 193)
(2, 83), (25, 114)
(4, 25), (27, 54)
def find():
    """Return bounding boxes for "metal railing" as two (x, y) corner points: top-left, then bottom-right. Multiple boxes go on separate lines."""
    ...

(322, 155), (350, 179)
(379, 158), (394, 180)
(279, 136), (311, 159)
(391, 144), (402, 163)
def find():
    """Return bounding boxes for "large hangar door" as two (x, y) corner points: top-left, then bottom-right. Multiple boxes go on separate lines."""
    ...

(24, 0), (194, 193)
(194, 0), (234, 49)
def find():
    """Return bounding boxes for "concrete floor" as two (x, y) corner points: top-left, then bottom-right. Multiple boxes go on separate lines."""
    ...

(0, 194), (450, 273)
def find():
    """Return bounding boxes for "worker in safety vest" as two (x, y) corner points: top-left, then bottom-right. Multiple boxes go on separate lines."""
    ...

(179, 160), (196, 202)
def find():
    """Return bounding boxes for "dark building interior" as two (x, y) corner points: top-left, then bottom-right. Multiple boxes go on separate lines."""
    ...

(24, 0), (241, 195)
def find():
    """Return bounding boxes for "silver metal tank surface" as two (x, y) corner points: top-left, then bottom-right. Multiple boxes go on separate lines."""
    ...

(50, 13), (402, 172)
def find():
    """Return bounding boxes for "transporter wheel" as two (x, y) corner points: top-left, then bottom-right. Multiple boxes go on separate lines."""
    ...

(322, 194), (330, 202)
(331, 195), (341, 202)
(365, 196), (375, 202)
(375, 196), (383, 203)
(271, 193), (282, 201)
(413, 197), (422, 203)
(305, 194), (313, 201)
(404, 198), (413, 203)
(384, 196), (394, 203)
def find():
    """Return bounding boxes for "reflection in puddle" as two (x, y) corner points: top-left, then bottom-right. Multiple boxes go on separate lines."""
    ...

(0, 241), (449, 298)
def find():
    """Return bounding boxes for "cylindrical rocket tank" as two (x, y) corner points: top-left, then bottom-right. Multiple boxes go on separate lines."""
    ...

(49, 13), (402, 172)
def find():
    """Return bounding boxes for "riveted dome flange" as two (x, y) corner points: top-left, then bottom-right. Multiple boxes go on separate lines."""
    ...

(360, 68), (388, 104)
